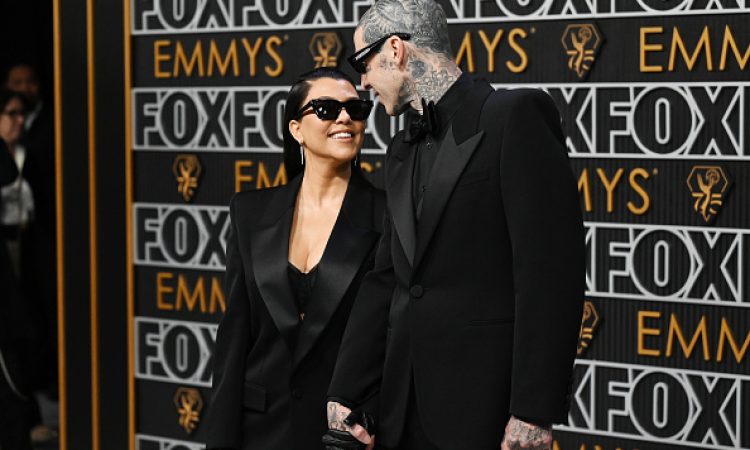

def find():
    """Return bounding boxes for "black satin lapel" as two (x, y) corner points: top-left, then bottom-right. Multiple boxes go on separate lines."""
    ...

(387, 138), (417, 267)
(414, 126), (485, 268)
(293, 219), (378, 368)
(250, 204), (299, 353)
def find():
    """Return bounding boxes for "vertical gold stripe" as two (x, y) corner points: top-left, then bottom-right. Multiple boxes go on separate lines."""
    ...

(52, 0), (67, 448)
(123, 0), (135, 449)
(86, 0), (100, 447)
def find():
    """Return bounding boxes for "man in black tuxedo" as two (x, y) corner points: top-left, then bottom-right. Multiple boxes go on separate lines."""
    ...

(325, 1), (585, 449)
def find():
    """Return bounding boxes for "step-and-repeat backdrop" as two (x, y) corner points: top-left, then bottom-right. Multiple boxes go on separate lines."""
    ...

(127, 1), (750, 449)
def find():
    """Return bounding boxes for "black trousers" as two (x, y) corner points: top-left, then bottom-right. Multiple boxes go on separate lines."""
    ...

(0, 346), (33, 450)
(379, 382), (440, 450)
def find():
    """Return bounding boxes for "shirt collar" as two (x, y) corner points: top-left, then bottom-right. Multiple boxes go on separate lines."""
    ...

(432, 72), (475, 133)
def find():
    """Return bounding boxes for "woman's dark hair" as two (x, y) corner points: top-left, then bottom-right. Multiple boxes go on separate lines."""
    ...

(0, 89), (27, 114)
(282, 67), (362, 180)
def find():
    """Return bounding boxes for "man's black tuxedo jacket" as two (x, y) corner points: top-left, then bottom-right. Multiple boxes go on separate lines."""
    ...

(328, 79), (585, 450)
(206, 172), (385, 450)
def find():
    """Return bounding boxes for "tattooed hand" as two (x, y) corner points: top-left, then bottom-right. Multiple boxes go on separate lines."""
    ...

(501, 416), (552, 450)
(326, 401), (375, 449)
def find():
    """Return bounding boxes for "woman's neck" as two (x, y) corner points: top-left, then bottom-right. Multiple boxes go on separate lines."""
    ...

(298, 158), (351, 208)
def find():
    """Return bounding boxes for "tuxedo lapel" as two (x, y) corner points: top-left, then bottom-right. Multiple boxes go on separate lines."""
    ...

(293, 175), (380, 368)
(249, 176), (302, 353)
(387, 133), (417, 267)
(414, 126), (485, 269)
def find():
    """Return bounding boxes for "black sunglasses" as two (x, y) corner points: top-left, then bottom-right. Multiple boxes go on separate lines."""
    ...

(347, 32), (411, 74)
(296, 98), (374, 121)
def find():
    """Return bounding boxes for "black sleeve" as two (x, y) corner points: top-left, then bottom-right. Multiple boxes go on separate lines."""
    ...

(327, 204), (396, 417)
(499, 89), (585, 424)
(0, 140), (19, 186)
(205, 195), (253, 450)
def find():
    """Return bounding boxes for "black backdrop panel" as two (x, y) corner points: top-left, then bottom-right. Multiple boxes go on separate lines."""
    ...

(126, 1), (750, 449)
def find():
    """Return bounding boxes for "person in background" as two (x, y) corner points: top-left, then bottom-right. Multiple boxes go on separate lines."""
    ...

(205, 67), (385, 450)
(5, 62), (59, 445)
(0, 109), (33, 450)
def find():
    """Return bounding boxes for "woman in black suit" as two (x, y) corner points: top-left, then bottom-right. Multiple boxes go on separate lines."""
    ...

(206, 68), (384, 450)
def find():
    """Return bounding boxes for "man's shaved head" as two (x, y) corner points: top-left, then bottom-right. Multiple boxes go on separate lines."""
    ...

(357, 0), (452, 58)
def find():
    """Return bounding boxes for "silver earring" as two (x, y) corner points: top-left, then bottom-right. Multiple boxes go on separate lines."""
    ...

(300, 146), (305, 165)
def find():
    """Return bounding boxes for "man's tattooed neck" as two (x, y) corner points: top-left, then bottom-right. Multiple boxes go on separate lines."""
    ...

(405, 55), (461, 111)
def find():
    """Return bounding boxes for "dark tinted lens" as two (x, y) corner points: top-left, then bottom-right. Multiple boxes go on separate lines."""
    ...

(348, 48), (372, 74)
(310, 99), (372, 121)
(312, 100), (342, 120)
(343, 100), (373, 120)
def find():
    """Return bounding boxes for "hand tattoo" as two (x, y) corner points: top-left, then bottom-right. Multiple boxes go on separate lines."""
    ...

(502, 416), (552, 450)
(327, 402), (352, 431)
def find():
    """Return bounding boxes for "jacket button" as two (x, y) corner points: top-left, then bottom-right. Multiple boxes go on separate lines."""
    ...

(410, 285), (424, 298)
(292, 389), (303, 399)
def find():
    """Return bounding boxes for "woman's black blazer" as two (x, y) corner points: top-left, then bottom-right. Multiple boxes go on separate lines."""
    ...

(206, 171), (385, 450)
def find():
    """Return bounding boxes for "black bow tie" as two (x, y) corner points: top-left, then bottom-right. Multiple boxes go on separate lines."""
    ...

(404, 99), (440, 143)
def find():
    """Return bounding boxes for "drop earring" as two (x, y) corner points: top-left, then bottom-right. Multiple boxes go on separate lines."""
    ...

(299, 146), (305, 165)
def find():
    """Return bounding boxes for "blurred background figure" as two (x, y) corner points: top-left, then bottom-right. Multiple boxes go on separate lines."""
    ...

(1, 68), (58, 448)
(0, 95), (34, 450)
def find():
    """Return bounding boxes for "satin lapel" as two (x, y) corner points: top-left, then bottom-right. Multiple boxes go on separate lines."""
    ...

(414, 126), (485, 269)
(387, 135), (417, 267)
(293, 178), (380, 368)
(249, 178), (301, 353)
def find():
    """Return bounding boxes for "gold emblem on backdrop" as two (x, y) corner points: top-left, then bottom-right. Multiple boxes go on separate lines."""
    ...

(310, 32), (343, 68)
(577, 301), (600, 356)
(687, 166), (732, 223)
(173, 154), (203, 202)
(174, 387), (204, 434)
(561, 24), (603, 78)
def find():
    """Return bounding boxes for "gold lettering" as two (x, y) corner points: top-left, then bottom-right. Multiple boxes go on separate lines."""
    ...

(241, 37), (264, 76)
(209, 277), (226, 314)
(265, 36), (284, 77)
(208, 39), (240, 77)
(666, 314), (710, 360)
(156, 272), (175, 310)
(154, 40), (172, 79)
(669, 26), (713, 71)
(640, 27), (664, 73)
(507, 28), (528, 73)
(596, 168), (624, 213)
(235, 160), (254, 192)
(174, 40), (205, 77)
(577, 169), (592, 213)
(638, 310), (661, 357)
(176, 276), (207, 313)
(256, 162), (287, 188)
(717, 318), (750, 363)
(478, 29), (504, 73)
(627, 168), (651, 215)
(720, 25), (750, 71)
(455, 31), (475, 73)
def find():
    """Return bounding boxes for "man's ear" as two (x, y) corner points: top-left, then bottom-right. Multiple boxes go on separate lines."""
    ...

(389, 35), (407, 67)
(289, 119), (303, 145)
